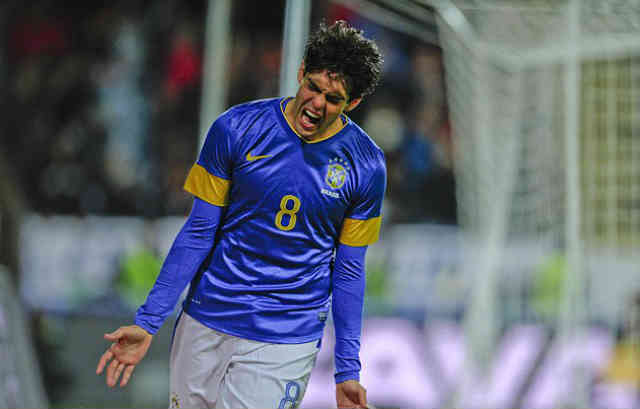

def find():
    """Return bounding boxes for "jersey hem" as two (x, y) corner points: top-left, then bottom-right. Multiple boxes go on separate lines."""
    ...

(184, 309), (323, 345)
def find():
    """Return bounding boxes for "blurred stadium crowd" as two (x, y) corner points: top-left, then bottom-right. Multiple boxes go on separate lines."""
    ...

(1, 0), (456, 224)
(0, 1), (457, 406)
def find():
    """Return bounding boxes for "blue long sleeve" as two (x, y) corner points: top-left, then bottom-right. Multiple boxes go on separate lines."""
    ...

(332, 243), (368, 384)
(135, 198), (222, 334)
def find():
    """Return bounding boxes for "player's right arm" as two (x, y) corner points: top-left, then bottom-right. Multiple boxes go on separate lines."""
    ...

(97, 116), (234, 388)
(96, 197), (223, 387)
(135, 113), (234, 333)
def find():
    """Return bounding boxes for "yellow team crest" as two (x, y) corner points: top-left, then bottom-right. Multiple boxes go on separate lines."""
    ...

(325, 158), (350, 189)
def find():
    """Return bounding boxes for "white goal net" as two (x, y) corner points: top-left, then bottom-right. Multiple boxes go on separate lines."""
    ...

(434, 0), (640, 407)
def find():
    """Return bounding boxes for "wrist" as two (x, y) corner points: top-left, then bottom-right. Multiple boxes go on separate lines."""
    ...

(134, 320), (157, 336)
(335, 370), (359, 384)
(138, 325), (154, 338)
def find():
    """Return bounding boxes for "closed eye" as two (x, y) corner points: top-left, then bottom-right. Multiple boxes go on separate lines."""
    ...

(306, 78), (345, 105)
(307, 80), (321, 93)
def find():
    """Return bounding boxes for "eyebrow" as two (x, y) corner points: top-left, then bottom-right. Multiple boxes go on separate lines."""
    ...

(308, 78), (346, 101)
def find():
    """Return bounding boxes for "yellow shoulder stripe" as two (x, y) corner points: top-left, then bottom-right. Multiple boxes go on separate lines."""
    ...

(183, 164), (231, 206)
(339, 216), (382, 247)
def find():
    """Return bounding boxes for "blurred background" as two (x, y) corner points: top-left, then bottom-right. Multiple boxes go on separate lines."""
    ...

(0, 0), (638, 408)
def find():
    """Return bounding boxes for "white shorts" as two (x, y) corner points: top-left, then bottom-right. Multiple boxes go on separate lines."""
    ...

(169, 312), (320, 409)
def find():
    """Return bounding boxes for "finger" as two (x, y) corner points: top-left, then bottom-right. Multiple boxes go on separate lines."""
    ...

(96, 349), (113, 375)
(113, 361), (126, 386)
(109, 341), (122, 355)
(359, 387), (367, 408)
(104, 328), (123, 341)
(106, 357), (120, 387)
(120, 364), (136, 387)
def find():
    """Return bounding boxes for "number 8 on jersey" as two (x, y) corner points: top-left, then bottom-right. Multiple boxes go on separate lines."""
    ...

(275, 195), (301, 231)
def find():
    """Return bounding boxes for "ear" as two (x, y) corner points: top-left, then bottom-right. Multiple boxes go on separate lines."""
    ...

(344, 97), (362, 112)
(297, 61), (305, 84)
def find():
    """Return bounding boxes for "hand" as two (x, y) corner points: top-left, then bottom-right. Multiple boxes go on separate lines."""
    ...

(96, 325), (153, 388)
(336, 380), (367, 408)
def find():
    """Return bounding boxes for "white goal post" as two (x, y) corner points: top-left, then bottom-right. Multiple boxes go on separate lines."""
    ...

(431, 0), (640, 406)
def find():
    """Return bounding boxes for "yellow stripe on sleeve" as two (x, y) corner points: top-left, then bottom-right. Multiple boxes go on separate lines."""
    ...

(339, 216), (382, 246)
(183, 164), (231, 206)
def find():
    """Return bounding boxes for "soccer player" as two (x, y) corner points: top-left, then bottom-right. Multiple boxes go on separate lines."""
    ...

(96, 20), (385, 409)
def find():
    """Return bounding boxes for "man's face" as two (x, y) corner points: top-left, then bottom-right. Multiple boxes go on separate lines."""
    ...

(287, 67), (361, 142)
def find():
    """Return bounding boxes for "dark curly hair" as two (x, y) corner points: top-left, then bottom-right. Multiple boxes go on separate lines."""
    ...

(303, 20), (383, 101)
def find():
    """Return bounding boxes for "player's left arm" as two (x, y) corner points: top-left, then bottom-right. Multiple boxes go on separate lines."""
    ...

(332, 243), (368, 408)
(333, 149), (386, 408)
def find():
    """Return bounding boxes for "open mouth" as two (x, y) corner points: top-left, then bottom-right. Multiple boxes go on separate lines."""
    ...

(300, 109), (322, 129)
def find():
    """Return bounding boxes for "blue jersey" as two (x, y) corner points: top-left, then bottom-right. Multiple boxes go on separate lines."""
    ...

(182, 97), (386, 343)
